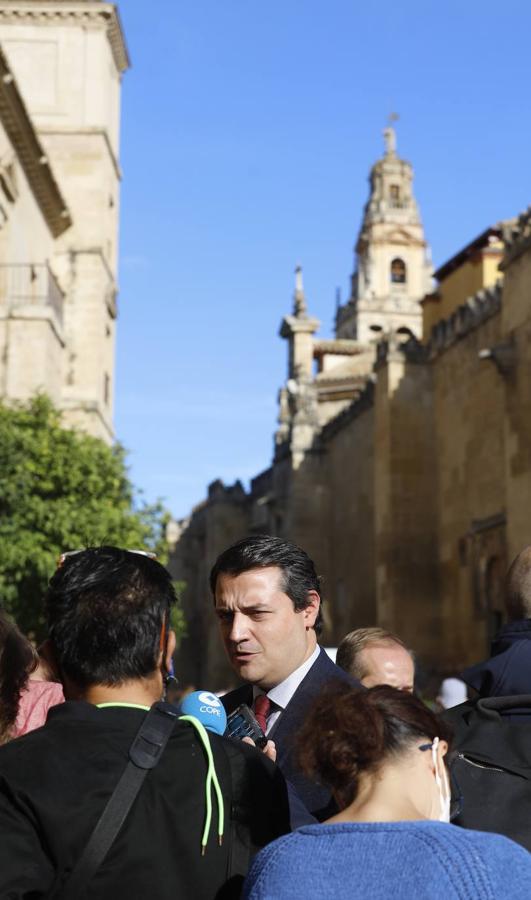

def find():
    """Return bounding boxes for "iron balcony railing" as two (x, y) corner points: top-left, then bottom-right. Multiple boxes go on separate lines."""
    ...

(0, 263), (64, 326)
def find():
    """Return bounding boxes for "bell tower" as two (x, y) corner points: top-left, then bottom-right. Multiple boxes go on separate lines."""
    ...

(336, 118), (432, 342)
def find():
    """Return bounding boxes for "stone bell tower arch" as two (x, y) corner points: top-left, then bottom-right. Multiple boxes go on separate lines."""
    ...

(337, 117), (433, 343)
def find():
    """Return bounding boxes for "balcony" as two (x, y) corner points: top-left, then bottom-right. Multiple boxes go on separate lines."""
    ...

(0, 263), (64, 326)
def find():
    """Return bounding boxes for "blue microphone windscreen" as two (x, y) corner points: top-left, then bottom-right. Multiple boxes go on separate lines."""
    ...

(178, 691), (227, 736)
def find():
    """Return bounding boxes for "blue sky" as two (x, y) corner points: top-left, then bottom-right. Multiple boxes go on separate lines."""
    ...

(115, 0), (531, 519)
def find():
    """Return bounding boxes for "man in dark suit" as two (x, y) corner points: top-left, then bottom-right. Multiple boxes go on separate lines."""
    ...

(211, 534), (360, 821)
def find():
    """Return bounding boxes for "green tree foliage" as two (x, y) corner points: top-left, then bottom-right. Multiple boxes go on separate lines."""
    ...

(0, 395), (171, 637)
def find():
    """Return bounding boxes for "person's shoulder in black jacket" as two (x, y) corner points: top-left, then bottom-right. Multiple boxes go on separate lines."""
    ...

(0, 546), (290, 900)
(0, 700), (290, 900)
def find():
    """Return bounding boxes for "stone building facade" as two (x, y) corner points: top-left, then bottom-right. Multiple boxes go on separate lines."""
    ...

(171, 127), (531, 690)
(0, 0), (128, 442)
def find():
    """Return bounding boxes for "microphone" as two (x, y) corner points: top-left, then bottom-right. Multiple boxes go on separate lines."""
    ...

(178, 690), (227, 736)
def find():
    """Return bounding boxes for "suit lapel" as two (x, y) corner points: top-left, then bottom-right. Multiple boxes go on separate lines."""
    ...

(268, 649), (326, 750)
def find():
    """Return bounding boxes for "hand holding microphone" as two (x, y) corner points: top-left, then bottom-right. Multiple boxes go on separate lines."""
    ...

(177, 692), (276, 760)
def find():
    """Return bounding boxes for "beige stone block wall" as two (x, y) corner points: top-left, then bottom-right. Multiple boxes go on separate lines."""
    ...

(373, 355), (439, 663)
(0, 119), (54, 266)
(43, 131), (119, 271)
(319, 406), (376, 642)
(316, 396), (353, 428)
(1, 19), (121, 154)
(60, 250), (115, 441)
(282, 455), (328, 560)
(433, 312), (505, 668)
(501, 249), (531, 560)
(0, 114), (54, 264)
(0, 114), (61, 404)
(1, 311), (63, 401)
(0, 7), (125, 443)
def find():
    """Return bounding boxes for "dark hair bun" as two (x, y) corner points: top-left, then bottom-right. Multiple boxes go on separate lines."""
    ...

(297, 683), (452, 809)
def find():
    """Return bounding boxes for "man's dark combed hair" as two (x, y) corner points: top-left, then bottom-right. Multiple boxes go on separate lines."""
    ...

(46, 546), (176, 688)
(209, 534), (323, 634)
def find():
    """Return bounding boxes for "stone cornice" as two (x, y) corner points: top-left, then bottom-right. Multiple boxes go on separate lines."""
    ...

(0, 45), (71, 236)
(0, 2), (130, 74)
(313, 338), (369, 356)
(279, 313), (320, 338)
(316, 372), (369, 387)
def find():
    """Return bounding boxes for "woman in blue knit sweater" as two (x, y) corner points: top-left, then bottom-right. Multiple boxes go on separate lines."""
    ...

(244, 683), (531, 899)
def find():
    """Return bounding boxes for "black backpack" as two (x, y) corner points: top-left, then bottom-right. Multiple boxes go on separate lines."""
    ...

(445, 694), (531, 851)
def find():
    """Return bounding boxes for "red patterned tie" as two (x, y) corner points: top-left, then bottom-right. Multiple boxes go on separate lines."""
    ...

(254, 694), (271, 735)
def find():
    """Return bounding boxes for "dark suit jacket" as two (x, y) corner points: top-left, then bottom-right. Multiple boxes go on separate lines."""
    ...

(221, 647), (360, 821)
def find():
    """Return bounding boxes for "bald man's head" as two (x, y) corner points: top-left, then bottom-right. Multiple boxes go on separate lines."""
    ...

(506, 546), (531, 620)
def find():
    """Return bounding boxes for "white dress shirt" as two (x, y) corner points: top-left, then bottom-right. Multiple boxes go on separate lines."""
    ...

(252, 644), (321, 735)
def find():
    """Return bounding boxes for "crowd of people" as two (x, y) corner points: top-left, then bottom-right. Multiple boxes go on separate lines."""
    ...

(1, 535), (531, 898)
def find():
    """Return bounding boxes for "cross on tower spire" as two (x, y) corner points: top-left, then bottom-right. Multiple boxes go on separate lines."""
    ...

(383, 112), (399, 156)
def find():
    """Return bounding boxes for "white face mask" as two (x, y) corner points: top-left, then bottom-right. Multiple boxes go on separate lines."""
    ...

(431, 736), (451, 823)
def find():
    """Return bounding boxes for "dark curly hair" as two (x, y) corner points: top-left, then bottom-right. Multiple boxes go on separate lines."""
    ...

(0, 611), (36, 744)
(298, 682), (453, 810)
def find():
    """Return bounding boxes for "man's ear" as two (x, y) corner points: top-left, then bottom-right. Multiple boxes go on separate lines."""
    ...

(302, 590), (321, 630)
(164, 629), (176, 673)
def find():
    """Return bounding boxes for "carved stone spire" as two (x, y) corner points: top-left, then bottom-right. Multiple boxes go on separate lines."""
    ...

(293, 264), (307, 317)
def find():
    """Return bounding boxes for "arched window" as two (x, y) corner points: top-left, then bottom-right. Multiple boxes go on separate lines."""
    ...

(390, 258), (406, 284)
(390, 184), (401, 206)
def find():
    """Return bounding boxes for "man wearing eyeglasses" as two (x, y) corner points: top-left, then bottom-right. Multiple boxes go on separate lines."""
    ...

(0, 546), (290, 899)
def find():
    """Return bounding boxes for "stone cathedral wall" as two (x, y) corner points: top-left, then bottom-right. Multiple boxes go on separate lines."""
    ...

(431, 310), (505, 670)
(316, 398), (376, 644)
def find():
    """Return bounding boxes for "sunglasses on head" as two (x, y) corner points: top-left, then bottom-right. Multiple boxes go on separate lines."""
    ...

(56, 549), (157, 568)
